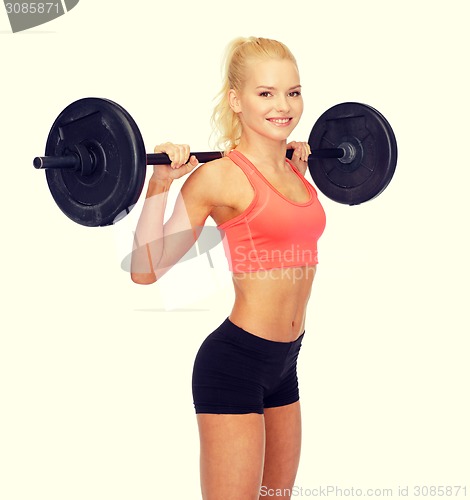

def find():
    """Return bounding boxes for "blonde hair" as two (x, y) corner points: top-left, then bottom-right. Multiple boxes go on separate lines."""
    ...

(210, 37), (298, 153)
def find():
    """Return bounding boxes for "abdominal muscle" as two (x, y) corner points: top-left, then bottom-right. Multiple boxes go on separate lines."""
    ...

(228, 265), (316, 342)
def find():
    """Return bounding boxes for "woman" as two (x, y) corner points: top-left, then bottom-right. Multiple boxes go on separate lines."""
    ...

(131, 37), (326, 499)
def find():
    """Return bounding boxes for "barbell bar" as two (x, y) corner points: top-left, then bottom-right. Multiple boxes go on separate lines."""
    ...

(33, 146), (348, 172)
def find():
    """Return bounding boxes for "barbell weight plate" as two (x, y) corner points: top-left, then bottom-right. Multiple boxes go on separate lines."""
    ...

(308, 102), (397, 205)
(45, 98), (146, 226)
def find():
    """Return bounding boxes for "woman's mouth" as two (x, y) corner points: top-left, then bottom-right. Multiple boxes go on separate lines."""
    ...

(267, 117), (292, 127)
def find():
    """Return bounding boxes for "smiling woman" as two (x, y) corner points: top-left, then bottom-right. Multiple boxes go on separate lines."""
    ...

(227, 58), (304, 151)
(211, 37), (303, 154)
(130, 36), (324, 499)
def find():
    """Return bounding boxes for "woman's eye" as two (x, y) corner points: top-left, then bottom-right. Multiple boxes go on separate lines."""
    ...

(259, 91), (301, 97)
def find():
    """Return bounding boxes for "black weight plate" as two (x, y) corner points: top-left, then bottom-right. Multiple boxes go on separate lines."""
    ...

(45, 98), (147, 226)
(308, 102), (397, 205)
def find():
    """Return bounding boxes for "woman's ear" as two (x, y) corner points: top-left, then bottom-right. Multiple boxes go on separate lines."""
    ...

(229, 89), (241, 113)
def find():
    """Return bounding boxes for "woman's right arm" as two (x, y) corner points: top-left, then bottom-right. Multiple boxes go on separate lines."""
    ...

(130, 143), (212, 284)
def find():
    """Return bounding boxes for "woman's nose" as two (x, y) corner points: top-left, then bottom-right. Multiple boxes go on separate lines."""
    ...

(274, 95), (290, 113)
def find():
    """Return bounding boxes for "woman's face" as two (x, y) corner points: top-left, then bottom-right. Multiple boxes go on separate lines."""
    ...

(230, 58), (303, 144)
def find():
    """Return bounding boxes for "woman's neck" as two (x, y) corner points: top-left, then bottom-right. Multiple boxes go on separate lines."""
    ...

(235, 135), (288, 170)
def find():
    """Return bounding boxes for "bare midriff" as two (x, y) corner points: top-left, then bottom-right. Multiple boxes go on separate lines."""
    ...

(228, 265), (316, 342)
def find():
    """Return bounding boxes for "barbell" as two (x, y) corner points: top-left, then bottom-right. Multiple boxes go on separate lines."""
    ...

(33, 97), (397, 227)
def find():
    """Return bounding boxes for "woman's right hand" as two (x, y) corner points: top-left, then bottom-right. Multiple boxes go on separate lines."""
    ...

(151, 142), (199, 181)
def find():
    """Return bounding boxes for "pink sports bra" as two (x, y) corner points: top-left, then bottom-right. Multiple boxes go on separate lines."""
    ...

(218, 150), (326, 273)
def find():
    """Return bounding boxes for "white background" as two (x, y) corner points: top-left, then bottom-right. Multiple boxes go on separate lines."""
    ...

(1, 1), (469, 498)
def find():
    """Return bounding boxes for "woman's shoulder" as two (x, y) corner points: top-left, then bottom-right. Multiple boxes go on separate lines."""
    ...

(199, 155), (234, 174)
(186, 155), (234, 185)
(181, 155), (234, 198)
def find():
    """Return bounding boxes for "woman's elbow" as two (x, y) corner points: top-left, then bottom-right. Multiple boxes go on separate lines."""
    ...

(131, 272), (157, 285)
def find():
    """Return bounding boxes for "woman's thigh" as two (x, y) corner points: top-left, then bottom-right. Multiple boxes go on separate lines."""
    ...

(196, 413), (265, 500)
(261, 401), (302, 497)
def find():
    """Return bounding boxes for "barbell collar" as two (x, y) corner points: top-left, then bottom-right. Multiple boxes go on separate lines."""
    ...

(337, 142), (357, 164)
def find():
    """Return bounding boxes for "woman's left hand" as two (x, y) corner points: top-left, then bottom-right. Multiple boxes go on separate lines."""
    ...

(287, 141), (311, 176)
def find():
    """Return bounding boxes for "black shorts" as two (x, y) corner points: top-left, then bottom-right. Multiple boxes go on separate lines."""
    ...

(192, 318), (304, 414)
